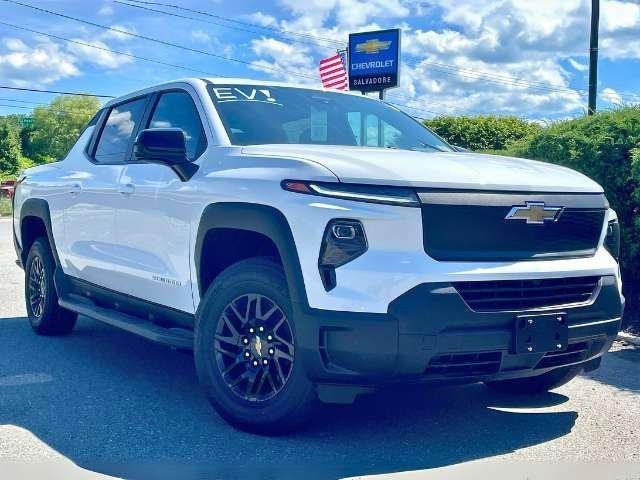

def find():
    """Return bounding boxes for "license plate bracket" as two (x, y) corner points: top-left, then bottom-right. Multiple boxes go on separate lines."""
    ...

(514, 312), (568, 354)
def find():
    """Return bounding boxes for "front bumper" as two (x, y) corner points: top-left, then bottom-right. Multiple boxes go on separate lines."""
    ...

(295, 275), (623, 386)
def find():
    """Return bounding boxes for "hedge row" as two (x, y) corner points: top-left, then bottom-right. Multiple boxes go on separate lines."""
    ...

(423, 115), (540, 151)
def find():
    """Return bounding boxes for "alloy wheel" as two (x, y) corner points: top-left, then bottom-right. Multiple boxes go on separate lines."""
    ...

(214, 293), (295, 402)
(28, 256), (46, 318)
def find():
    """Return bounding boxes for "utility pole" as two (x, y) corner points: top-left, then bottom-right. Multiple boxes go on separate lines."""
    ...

(588, 0), (600, 115)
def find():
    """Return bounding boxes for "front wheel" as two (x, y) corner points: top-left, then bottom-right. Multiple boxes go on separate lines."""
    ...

(194, 257), (316, 434)
(485, 365), (583, 394)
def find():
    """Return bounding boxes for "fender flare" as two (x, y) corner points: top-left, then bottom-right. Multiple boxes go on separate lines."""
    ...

(19, 198), (61, 267)
(194, 202), (309, 308)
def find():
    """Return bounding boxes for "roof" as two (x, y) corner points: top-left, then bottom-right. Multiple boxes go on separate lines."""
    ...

(103, 77), (369, 108)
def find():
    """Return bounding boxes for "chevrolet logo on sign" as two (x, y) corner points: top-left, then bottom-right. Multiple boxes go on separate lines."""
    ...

(505, 202), (564, 225)
(355, 38), (392, 54)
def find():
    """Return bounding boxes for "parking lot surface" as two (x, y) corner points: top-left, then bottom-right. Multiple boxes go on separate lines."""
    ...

(0, 218), (638, 479)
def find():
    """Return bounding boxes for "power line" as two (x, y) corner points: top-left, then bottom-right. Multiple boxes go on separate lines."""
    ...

(0, 103), (33, 109)
(0, 85), (113, 98)
(2, 0), (318, 80)
(123, 0), (344, 46)
(113, 0), (339, 49)
(0, 20), (219, 77)
(0, 97), (46, 105)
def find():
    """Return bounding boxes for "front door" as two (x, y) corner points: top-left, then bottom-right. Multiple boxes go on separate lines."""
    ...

(114, 89), (208, 313)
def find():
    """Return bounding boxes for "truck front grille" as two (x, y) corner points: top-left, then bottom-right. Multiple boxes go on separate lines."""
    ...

(453, 276), (601, 312)
(418, 191), (608, 262)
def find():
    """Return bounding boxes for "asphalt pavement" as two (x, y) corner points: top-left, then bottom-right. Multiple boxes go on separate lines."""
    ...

(0, 218), (639, 480)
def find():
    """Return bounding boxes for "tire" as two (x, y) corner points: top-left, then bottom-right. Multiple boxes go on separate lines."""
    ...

(24, 237), (77, 336)
(485, 365), (583, 394)
(194, 257), (316, 434)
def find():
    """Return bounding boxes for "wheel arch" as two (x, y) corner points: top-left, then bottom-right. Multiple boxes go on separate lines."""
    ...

(19, 198), (60, 268)
(194, 202), (308, 308)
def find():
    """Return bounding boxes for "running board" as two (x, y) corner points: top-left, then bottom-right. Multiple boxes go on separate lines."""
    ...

(59, 295), (194, 349)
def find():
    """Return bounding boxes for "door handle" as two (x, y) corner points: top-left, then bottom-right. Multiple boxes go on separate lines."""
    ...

(118, 183), (135, 195)
(69, 183), (81, 195)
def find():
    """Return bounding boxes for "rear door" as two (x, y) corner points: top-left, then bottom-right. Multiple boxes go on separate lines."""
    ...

(114, 88), (208, 313)
(62, 96), (149, 288)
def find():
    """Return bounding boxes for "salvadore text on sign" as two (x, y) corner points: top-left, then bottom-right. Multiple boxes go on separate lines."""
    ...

(348, 29), (401, 93)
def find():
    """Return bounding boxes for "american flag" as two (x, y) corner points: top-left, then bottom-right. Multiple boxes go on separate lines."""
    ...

(319, 51), (348, 91)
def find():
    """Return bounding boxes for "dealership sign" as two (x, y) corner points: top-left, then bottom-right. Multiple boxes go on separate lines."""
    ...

(348, 28), (401, 94)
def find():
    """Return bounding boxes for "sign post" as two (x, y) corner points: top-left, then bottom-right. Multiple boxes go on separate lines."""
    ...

(348, 28), (401, 100)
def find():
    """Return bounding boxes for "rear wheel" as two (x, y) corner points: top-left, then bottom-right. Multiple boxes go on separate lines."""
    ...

(194, 257), (315, 434)
(25, 238), (76, 336)
(485, 365), (583, 394)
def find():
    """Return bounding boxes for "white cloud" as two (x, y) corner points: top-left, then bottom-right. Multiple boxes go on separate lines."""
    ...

(601, 87), (623, 105)
(602, 0), (640, 31)
(246, 12), (278, 27)
(98, 4), (114, 16)
(250, 38), (316, 83)
(568, 58), (588, 72)
(191, 30), (211, 44)
(101, 25), (136, 42)
(0, 37), (78, 87)
(67, 39), (133, 69)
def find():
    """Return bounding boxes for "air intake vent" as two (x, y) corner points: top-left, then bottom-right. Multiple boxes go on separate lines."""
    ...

(425, 351), (502, 377)
(454, 276), (601, 312)
(535, 342), (590, 369)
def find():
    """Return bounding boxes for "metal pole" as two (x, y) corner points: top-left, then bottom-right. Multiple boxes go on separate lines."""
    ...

(588, 0), (600, 115)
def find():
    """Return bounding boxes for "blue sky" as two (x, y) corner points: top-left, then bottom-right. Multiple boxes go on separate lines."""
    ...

(0, 0), (639, 120)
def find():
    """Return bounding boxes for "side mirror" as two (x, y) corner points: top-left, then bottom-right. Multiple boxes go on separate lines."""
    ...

(133, 128), (198, 181)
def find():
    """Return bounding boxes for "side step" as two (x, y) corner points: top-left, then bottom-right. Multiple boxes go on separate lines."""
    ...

(59, 295), (194, 349)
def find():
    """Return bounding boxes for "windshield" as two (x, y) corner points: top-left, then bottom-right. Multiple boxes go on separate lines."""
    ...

(208, 84), (452, 152)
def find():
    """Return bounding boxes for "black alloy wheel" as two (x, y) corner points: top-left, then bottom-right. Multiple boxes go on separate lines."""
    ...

(214, 293), (295, 402)
(28, 256), (46, 319)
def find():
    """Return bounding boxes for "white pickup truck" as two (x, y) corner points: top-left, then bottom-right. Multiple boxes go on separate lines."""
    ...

(13, 78), (623, 433)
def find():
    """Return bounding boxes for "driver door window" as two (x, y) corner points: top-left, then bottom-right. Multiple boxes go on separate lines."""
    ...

(147, 91), (207, 160)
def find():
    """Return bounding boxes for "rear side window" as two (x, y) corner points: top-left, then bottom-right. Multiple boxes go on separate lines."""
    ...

(94, 97), (147, 164)
(148, 91), (207, 160)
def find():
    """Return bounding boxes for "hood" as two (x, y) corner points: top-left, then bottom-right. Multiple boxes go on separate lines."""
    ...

(241, 144), (603, 194)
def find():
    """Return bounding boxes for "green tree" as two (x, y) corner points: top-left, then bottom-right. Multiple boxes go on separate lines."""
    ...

(26, 95), (100, 163)
(423, 115), (541, 151)
(0, 120), (23, 178)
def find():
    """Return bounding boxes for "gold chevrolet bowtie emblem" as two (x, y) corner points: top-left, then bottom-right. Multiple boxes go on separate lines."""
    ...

(253, 336), (263, 357)
(505, 202), (564, 224)
(355, 38), (392, 54)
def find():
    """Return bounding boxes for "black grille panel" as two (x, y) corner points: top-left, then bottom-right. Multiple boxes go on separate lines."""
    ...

(421, 204), (606, 262)
(425, 351), (502, 377)
(454, 276), (601, 312)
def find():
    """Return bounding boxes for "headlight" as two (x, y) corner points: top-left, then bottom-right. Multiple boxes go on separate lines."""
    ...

(318, 219), (367, 291)
(604, 217), (620, 261)
(282, 180), (420, 207)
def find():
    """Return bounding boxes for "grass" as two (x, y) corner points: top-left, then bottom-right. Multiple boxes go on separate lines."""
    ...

(0, 197), (12, 217)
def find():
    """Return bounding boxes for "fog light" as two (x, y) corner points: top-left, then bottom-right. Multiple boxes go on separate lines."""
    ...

(318, 219), (367, 291)
(332, 224), (356, 240)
